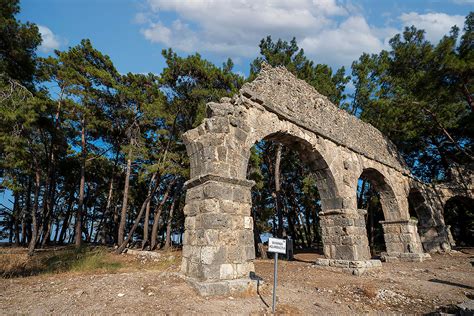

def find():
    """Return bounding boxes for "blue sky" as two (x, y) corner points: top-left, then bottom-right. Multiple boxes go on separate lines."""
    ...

(19, 0), (472, 77)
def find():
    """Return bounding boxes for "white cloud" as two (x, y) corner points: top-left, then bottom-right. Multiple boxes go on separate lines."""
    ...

(137, 1), (466, 69)
(301, 16), (397, 66)
(399, 12), (465, 43)
(142, 20), (198, 52)
(141, 0), (340, 59)
(38, 25), (61, 53)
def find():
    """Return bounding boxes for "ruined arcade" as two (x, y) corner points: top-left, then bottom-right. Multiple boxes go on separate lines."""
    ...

(181, 64), (472, 295)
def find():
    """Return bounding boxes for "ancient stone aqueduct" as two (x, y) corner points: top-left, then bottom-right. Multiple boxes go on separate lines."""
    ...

(180, 64), (473, 295)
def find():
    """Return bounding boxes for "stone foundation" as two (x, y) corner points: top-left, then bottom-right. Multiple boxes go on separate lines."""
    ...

(187, 277), (259, 296)
(313, 258), (382, 276)
(380, 252), (431, 262)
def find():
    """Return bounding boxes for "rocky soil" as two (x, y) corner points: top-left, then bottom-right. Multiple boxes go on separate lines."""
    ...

(1, 249), (473, 314)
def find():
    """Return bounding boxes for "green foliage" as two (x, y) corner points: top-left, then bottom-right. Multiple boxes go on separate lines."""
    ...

(0, 0), (41, 86)
(351, 14), (473, 181)
(160, 48), (243, 130)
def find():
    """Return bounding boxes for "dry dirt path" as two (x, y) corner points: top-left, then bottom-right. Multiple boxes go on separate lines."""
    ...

(1, 250), (473, 314)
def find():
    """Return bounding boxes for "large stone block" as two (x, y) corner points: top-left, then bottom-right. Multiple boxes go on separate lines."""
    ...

(219, 200), (239, 214)
(195, 229), (219, 246)
(204, 117), (230, 133)
(219, 263), (235, 279)
(203, 182), (233, 200)
(185, 186), (203, 203)
(198, 199), (220, 214)
(233, 186), (252, 203)
(334, 245), (358, 260)
(184, 216), (196, 230)
(183, 202), (199, 216)
(199, 213), (233, 229)
(243, 216), (253, 229)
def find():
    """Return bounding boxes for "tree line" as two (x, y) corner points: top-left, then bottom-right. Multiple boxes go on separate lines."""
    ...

(1, 0), (472, 253)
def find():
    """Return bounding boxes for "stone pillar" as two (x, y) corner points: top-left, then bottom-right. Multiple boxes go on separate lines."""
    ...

(380, 219), (430, 262)
(315, 209), (382, 275)
(319, 209), (371, 260)
(181, 175), (257, 295)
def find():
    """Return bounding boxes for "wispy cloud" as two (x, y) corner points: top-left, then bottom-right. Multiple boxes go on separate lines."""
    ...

(399, 12), (465, 43)
(38, 25), (61, 53)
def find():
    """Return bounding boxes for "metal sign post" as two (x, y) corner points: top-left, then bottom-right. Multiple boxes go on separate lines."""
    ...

(272, 252), (278, 313)
(268, 237), (287, 313)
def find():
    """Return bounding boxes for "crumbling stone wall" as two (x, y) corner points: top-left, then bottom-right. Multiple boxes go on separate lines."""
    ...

(408, 166), (473, 252)
(181, 64), (463, 288)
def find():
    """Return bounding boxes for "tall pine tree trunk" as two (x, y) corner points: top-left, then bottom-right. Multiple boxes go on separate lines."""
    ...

(23, 178), (32, 244)
(28, 169), (41, 256)
(118, 146), (133, 244)
(59, 190), (74, 244)
(75, 118), (86, 248)
(274, 143), (284, 238)
(141, 171), (159, 249)
(52, 215), (60, 242)
(142, 199), (151, 249)
(116, 173), (159, 254)
(151, 178), (176, 250)
(12, 191), (20, 246)
(100, 176), (114, 244)
(165, 189), (180, 250)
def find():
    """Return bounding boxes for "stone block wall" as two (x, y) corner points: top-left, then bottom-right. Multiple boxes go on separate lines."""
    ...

(319, 209), (371, 261)
(181, 178), (255, 281)
(419, 225), (454, 252)
(380, 219), (424, 255)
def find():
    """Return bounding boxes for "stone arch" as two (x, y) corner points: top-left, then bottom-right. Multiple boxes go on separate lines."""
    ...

(248, 130), (343, 212)
(358, 168), (402, 221)
(408, 188), (434, 227)
(354, 169), (427, 260)
(180, 64), (433, 295)
(248, 131), (371, 262)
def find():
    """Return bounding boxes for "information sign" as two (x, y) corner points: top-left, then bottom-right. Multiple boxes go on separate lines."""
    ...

(268, 237), (287, 254)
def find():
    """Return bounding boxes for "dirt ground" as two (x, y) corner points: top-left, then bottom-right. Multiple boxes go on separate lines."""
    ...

(1, 248), (473, 315)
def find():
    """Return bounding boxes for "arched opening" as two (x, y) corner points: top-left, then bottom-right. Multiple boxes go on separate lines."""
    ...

(443, 196), (474, 247)
(408, 189), (432, 227)
(356, 168), (399, 257)
(247, 132), (339, 260)
(407, 188), (434, 250)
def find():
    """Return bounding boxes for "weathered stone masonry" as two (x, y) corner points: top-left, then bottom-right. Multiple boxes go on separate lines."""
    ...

(181, 64), (469, 295)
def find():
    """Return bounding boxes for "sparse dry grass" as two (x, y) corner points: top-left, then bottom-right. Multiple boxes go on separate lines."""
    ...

(0, 251), (37, 277)
(0, 246), (180, 278)
(0, 246), (122, 277)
